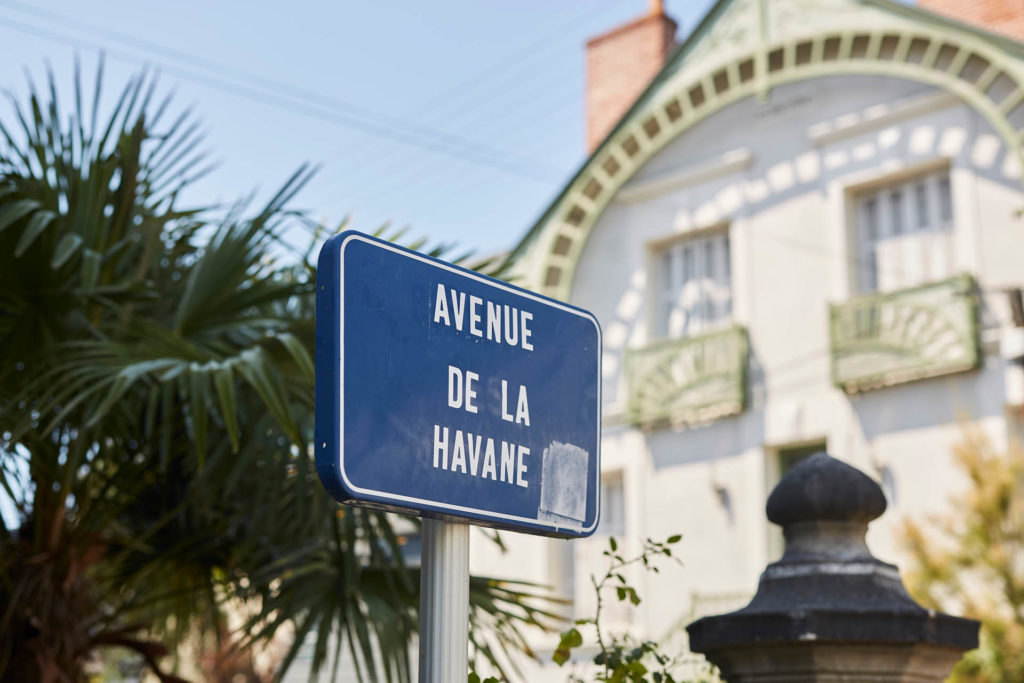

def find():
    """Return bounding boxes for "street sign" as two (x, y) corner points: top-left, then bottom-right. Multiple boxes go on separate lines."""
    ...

(315, 231), (601, 538)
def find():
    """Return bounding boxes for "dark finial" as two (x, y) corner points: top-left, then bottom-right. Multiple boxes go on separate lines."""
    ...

(766, 451), (887, 526)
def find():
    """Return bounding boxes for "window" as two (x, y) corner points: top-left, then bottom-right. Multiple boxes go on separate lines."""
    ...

(855, 169), (953, 293)
(655, 229), (732, 338)
(597, 471), (625, 536)
(765, 440), (825, 560)
(775, 441), (822, 475)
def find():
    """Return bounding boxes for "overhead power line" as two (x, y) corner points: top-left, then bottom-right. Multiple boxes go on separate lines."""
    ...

(0, 5), (562, 183)
(351, 92), (584, 207)
(310, 0), (623, 198)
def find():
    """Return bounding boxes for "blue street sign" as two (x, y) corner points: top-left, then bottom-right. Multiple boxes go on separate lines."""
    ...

(315, 232), (601, 537)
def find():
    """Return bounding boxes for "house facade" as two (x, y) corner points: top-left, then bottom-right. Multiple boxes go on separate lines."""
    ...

(470, 0), (1024, 676)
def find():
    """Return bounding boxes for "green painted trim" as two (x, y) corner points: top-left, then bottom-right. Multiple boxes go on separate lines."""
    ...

(512, 4), (1024, 305)
(625, 325), (748, 429)
(864, 0), (1024, 58)
(505, 0), (736, 267)
(828, 273), (981, 393)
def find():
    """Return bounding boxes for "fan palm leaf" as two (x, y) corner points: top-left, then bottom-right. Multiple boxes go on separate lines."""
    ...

(1, 59), (558, 683)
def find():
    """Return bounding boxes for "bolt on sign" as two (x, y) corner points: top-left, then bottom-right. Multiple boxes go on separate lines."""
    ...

(315, 232), (602, 537)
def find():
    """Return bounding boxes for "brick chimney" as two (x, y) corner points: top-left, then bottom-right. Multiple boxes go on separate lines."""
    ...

(585, 0), (677, 152)
(919, 0), (1024, 42)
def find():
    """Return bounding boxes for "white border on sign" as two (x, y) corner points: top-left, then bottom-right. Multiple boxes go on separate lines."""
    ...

(336, 233), (602, 533)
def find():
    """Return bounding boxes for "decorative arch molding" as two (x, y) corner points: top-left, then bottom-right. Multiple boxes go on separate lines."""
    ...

(532, 26), (1024, 301)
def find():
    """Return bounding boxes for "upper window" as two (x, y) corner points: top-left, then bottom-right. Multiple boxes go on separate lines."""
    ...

(855, 169), (953, 293)
(654, 229), (732, 338)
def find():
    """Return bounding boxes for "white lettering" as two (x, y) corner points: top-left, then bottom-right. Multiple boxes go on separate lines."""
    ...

(432, 284), (537, 351)
(433, 284), (450, 326)
(433, 425), (448, 469)
(469, 295), (483, 336)
(482, 439), (497, 480)
(516, 385), (530, 426)
(503, 305), (519, 346)
(501, 380), (513, 423)
(451, 429), (467, 474)
(447, 366), (463, 409)
(521, 311), (533, 351)
(500, 441), (515, 483)
(433, 426), (530, 488)
(516, 445), (529, 488)
(467, 433), (482, 476)
(486, 301), (501, 343)
(465, 370), (478, 414)
(451, 290), (466, 330)
(448, 365), (478, 413)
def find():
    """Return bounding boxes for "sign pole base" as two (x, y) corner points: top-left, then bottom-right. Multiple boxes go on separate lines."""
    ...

(418, 518), (469, 683)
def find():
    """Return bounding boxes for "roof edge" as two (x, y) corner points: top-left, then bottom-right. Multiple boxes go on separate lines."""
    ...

(507, 0), (1024, 275)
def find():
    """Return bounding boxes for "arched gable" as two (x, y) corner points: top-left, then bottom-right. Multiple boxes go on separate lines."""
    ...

(516, 0), (1024, 301)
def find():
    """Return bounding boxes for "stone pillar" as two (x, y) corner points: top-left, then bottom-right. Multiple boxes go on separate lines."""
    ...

(686, 452), (979, 682)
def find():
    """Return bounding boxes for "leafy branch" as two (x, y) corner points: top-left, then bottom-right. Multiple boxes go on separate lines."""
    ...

(554, 535), (701, 683)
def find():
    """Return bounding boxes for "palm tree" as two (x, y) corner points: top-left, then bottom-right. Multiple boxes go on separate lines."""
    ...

(0, 60), (558, 682)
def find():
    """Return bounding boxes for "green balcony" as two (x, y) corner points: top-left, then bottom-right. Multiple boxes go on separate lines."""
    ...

(829, 274), (980, 393)
(625, 326), (747, 429)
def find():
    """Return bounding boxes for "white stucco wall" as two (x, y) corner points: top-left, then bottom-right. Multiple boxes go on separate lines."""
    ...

(477, 71), (1024, 681)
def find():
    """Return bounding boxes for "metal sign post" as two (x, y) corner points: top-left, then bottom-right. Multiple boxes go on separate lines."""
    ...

(418, 519), (469, 682)
(314, 231), (602, 679)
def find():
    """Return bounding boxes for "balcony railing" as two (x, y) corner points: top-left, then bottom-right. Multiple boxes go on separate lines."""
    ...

(625, 326), (747, 429)
(829, 274), (980, 393)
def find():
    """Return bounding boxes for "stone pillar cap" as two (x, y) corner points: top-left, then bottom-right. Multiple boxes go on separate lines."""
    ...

(687, 452), (979, 656)
(766, 451), (887, 525)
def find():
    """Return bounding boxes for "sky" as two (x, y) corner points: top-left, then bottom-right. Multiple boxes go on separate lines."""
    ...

(0, 0), (717, 259)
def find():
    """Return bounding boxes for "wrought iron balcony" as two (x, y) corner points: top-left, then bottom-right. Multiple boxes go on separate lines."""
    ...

(829, 274), (980, 393)
(625, 326), (747, 429)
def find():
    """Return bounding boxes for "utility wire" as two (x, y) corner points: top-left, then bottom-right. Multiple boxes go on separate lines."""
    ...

(0, 0), (618, 225)
(349, 110), (580, 208)
(0, 0), (563, 176)
(330, 75), (585, 199)
(319, 0), (624, 194)
(352, 92), (584, 209)
(0, 0), (609, 190)
(407, 0), (621, 121)
(1, 1), (995, 396)
(0, 8), (562, 182)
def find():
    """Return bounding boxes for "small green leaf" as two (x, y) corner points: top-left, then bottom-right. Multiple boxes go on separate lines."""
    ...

(609, 537), (618, 551)
(14, 209), (56, 256)
(560, 628), (583, 649)
(0, 198), (41, 234)
(627, 660), (648, 675)
(667, 534), (682, 544)
(553, 627), (583, 665)
(51, 232), (83, 268)
(214, 365), (240, 452)
(80, 248), (101, 291)
(275, 331), (314, 380)
(85, 374), (131, 427)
